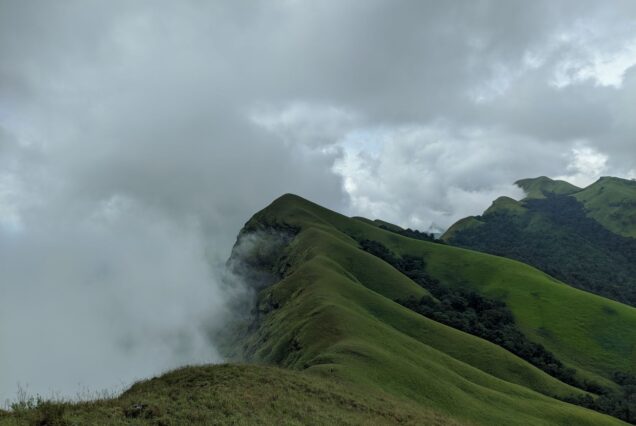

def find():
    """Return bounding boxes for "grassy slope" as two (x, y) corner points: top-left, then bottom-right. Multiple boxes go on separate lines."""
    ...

(501, 176), (636, 238)
(574, 177), (636, 238)
(265, 195), (635, 378)
(439, 216), (484, 241)
(515, 176), (581, 199)
(4, 193), (633, 425)
(442, 177), (571, 240)
(417, 243), (636, 382)
(484, 196), (527, 215)
(442, 176), (636, 308)
(236, 194), (627, 425)
(2, 364), (461, 426)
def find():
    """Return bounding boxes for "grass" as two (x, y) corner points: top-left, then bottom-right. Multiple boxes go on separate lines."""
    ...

(574, 176), (636, 238)
(483, 196), (527, 215)
(262, 194), (635, 378)
(231, 193), (631, 424)
(437, 177), (636, 381)
(447, 176), (636, 239)
(441, 216), (485, 241)
(515, 176), (581, 199)
(4, 192), (633, 425)
(1, 364), (462, 425)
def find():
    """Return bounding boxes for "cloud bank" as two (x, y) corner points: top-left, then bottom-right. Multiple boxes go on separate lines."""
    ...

(1, 0), (635, 400)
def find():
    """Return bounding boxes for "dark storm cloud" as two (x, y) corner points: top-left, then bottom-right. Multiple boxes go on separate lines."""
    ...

(1, 0), (635, 400)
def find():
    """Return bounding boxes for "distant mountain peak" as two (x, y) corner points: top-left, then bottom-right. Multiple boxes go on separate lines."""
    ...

(484, 196), (526, 215)
(515, 176), (581, 199)
(592, 175), (636, 186)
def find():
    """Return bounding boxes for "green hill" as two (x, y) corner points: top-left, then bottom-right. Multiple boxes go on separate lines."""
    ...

(512, 176), (636, 238)
(221, 194), (634, 424)
(515, 176), (581, 199)
(574, 177), (636, 238)
(5, 193), (635, 425)
(3, 364), (464, 425)
(443, 177), (636, 306)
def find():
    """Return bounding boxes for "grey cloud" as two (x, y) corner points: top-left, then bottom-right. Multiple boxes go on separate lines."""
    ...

(1, 0), (636, 401)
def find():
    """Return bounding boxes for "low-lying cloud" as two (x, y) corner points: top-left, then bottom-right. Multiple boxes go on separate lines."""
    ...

(1, 0), (636, 401)
(1, 198), (225, 399)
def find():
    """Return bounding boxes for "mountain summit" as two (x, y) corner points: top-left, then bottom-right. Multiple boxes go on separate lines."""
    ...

(515, 176), (581, 199)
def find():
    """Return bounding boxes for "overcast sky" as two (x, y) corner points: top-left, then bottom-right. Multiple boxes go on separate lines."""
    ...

(1, 0), (636, 402)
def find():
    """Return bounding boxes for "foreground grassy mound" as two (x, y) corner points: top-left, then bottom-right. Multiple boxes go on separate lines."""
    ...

(228, 194), (630, 425)
(2, 364), (462, 426)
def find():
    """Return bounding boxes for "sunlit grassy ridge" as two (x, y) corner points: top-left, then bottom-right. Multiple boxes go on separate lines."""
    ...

(232, 193), (631, 424)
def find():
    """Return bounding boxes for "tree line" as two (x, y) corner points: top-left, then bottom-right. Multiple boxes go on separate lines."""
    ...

(357, 237), (636, 423)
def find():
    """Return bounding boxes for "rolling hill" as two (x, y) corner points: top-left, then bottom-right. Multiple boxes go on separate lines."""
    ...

(443, 176), (636, 306)
(220, 194), (634, 424)
(574, 177), (636, 238)
(4, 193), (635, 425)
(516, 176), (581, 199)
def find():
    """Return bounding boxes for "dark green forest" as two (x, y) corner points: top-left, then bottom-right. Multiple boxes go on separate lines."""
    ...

(447, 194), (636, 307)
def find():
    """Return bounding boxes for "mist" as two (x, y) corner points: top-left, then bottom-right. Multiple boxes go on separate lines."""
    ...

(0, 196), (224, 401)
(2, 0), (636, 402)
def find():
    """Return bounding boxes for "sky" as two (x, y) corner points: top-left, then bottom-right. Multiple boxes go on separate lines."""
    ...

(1, 0), (636, 402)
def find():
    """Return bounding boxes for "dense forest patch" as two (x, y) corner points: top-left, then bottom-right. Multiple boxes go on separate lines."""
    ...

(447, 194), (636, 306)
(357, 238), (636, 423)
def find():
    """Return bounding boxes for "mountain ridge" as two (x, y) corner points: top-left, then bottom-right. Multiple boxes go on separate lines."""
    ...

(443, 176), (636, 306)
(4, 192), (635, 425)
(222, 193), (635, 424)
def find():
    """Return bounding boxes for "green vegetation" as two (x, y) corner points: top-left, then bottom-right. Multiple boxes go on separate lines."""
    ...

(562, 372), (636, 424)
(355, 238), (635, 422)
(484, 196), (527, 215)
(514, 176), (636, 238)
(377, 224), (443, 243)
(515, 176), (581, 199)
(574, 177), (636, 238)
(223, 194), (634, 424)
(5, 192), (635, 425)
(3, 364), (462, 425)
(356, 239), (585, 389)
(441, 216), (485, 241)
(445, 193), (636, 306)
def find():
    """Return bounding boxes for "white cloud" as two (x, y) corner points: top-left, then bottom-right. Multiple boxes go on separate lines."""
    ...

(550, 24), (636, 89)
(0, 173), (23, 232)
(1, 0), (636, 401)
(0, 201), (227, 400)
(334, 124), (529, 230)
(555, 143), (608, 187)
(249, 102), (359, 147)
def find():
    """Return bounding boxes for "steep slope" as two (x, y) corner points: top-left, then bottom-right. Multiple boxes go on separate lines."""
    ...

(443, 177), (636, 306)
(574, 177), (636, 238)
(225, 194), (634, 425)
